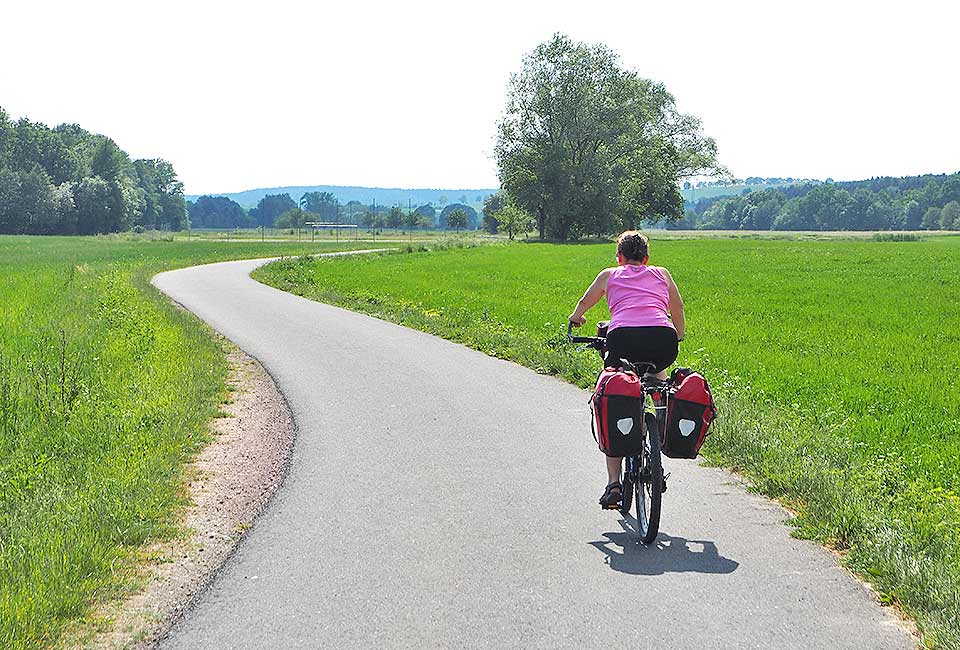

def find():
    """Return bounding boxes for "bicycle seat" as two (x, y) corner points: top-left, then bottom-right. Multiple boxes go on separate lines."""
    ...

(615, 358), (658, 376)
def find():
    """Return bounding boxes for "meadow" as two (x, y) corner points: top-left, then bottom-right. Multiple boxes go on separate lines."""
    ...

(0, 235), (383, 650)
(176, 227), (493, 243)
(256, 235), (960, 649)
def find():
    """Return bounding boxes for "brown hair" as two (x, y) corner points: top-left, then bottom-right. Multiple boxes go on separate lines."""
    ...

(617, 231), (649, 263)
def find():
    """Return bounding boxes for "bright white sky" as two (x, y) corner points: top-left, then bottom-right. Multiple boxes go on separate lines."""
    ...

(2, 1), (957, 195)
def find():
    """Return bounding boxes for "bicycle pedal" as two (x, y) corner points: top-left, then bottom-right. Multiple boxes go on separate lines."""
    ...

(662, 472), (670, 493)
(601, 503), (621, 510)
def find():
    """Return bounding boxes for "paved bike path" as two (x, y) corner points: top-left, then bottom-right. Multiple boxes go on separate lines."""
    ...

(153, 256), (914, 649)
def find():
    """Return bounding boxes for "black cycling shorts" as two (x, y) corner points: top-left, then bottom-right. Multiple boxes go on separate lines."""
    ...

(604, 326), (678, 373)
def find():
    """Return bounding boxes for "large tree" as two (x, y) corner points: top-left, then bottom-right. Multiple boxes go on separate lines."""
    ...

(91, 138), (141, 232)
(74, 176), (113, 234)
(134, 159), (187, 230)
(188, 195), (250, 229)
(251, 193), (297, 227)
(922, 206), (942, 230)
(413, 203), (436, 228)
(0, 167), (21, 233)
(274, 208), (309, 229)
(439, 203), (478, 230)
(446, 208), (468, 233)
(495, 34), (723, 240)
(300, 191), (337, 219)
(941, 201), (960, 230)
(482, 191), (505, 233)
(494, 202), (533, 240)
(386, 206), (403, 229)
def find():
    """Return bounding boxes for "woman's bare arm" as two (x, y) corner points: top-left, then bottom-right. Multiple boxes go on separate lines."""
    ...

(569, 269), (611, 325)
(662, 268), (685, 340)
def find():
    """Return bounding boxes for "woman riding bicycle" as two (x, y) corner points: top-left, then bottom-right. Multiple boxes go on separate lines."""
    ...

(568, 231), (686, 509)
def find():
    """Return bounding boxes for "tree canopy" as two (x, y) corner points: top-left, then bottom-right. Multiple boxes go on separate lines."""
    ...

(187, 196), (250, 229)
(439, 203), (478, 230)
(494, 201), (533, 240)
(386, 206), (403, 229)
(402, 209), (420, 231)
(0, 107), (187, 234)
(250, 193), (296, 226)
(445, 208), (468, 232)
(300, 191), (337, 219)
(274, 207), (313, 229)
(413, 203), (437, 227)
(495, 34), (722, 240)
(482, 191), (505, 234)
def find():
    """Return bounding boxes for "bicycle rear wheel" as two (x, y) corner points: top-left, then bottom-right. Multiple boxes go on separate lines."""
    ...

(634, 412), (663, 544)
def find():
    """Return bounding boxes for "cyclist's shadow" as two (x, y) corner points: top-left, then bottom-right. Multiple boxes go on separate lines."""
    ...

(589, 520), (739, 575)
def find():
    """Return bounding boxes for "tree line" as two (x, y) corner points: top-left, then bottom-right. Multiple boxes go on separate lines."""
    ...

(188, 190), (482, 231)
(678, 173), (960, 231)
(491, 35), (960, 238)
(0, 108), (187, 235)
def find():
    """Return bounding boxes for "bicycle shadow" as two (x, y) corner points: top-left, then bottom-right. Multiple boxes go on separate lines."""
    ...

(589, 519), (739, 575)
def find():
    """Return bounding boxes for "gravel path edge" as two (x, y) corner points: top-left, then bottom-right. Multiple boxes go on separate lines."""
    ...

(71, 342), (297, 650)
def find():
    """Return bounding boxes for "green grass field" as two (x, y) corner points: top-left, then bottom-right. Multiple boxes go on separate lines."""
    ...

(0, 235), (384, 650)
(256, 237), (960, 649)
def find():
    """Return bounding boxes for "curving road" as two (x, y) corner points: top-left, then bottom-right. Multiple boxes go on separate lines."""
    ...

(153, 255), (914, 649)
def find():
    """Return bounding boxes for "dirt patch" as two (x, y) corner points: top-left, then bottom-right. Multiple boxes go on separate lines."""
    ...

(73, 344), (295, 649)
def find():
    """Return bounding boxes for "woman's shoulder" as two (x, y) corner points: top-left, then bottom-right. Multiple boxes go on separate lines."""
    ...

(594, 266), (618, 287)
(647, 265), (674, 282)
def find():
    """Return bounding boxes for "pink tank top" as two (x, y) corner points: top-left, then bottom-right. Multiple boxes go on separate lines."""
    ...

(606, 264), (675, 331)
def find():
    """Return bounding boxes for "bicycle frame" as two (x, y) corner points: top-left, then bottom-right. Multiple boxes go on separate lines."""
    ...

(567, 321), (669, 423)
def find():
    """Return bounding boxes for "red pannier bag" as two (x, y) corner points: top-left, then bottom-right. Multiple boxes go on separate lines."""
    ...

(590, 367), (645, 457)
(662, 370), (717, 458)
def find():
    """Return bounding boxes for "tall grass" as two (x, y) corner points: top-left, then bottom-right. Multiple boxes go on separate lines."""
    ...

(0, 236), (380, 649)
(872, 232), (922, 242)
(256, 238), (960, 649)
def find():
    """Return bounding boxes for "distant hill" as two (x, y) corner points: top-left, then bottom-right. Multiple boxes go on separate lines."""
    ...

(186, 179), (829, 218)
(185, 185), (500, 210)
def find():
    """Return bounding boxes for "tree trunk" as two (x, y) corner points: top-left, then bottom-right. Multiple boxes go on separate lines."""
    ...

(537, 205), (546, 240)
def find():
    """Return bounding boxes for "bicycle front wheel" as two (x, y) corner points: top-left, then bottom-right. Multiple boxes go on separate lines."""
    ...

(635, 412), (663, 544)
(620, 460), (634, 515)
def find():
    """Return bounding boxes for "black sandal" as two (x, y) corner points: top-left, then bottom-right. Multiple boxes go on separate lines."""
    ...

(599, 481), (622, 509)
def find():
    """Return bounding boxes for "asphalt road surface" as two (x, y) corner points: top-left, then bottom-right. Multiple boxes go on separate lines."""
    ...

(153, 255), (914, 649)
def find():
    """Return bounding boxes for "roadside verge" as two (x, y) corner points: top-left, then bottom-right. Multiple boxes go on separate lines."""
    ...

(69, 344), (295, 650)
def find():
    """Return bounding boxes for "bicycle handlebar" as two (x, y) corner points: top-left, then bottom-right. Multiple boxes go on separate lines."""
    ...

(565, 321), (668, 381)
(566, 320), (604, 346)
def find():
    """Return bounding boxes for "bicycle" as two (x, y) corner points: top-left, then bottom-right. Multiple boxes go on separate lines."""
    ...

(567, 321), (669, 544)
